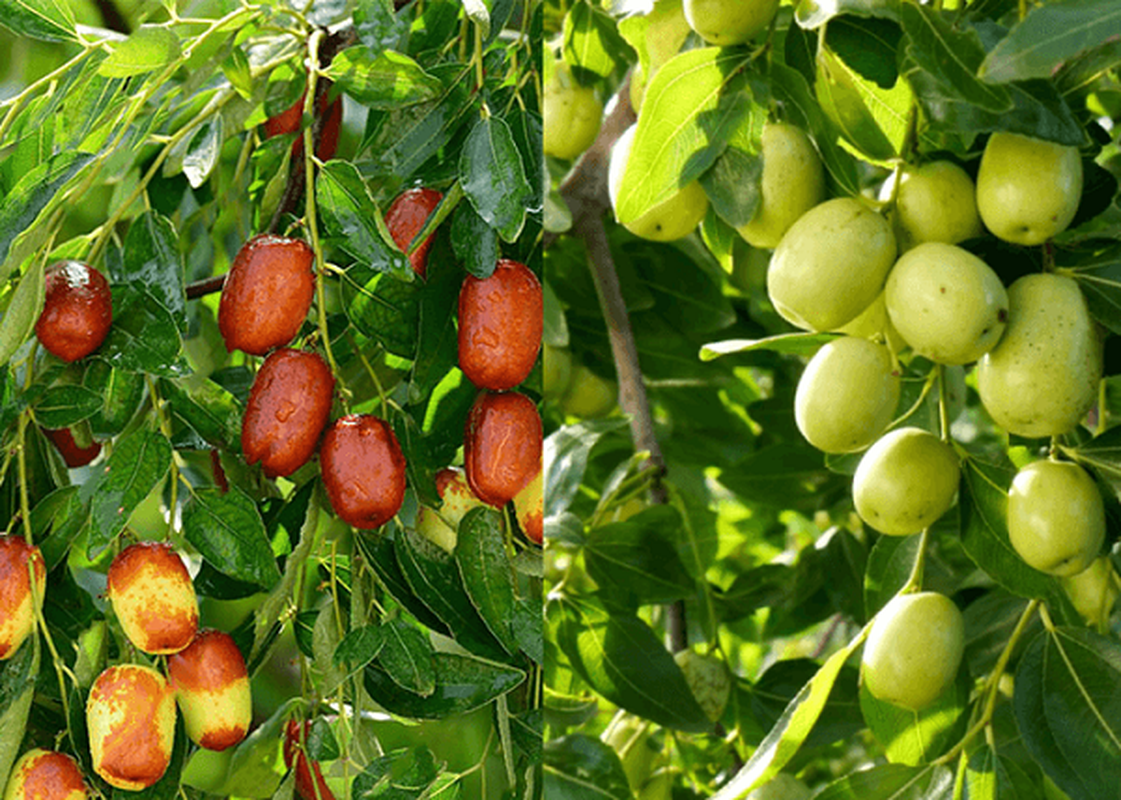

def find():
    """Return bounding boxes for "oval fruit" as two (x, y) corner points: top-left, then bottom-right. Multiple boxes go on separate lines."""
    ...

(835, 292), (906, 353)
(853, 427), (960, 536)
(242, 348), (335, 478)
(862, 591), (964, 711)
(320, 414), (407, 530)
(385, 187), (443, 278)
(4, 749), (88, 800)
(683, 0), (779, 45)
(794, 336), (899, 454)
(87, 664), (176, 791)
(543, 69), (603, 161)
(264, 84), (343, 162)
(417, 468), (486, 553)
(976, 132), (1082, 245)
(458, 259), (543, 391)
(284, 720), (336, 800)
(35, 261), (113, 363)
(44, 426), (101, 468)
(218, 235), (315, 356)
(891, 161), (982, 251)
(168, 629), (251, 751)
(977, 273), (1102, 438)
(464, 391), (542, 508)
(674, 650), (730, 723)
(1008, 459), (1104, 577)
(737, 122), (824, 249)
(768, 198), (896, 331)
(0, 535), (45, 661)
(559, 364), (617, 418)
(543, 344), (573, 400)
(107, 542), (199, 654)
(884, 242), (1008, 365)
(1062, 556), (1118, 628)
(514, 467), (543, 544)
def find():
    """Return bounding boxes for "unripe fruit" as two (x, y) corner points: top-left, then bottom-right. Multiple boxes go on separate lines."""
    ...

(242, 348), (335, 478)
(0, 535), (45, 661)
(560, 364), (617, 418)
(4, 749), (88, 800)
(835, 292), (906, 353)
(890, 161), (983, 251)
(107, 542), (199, 654)
(1063, 556), (1118, 629)
(514, 468), (543, 544)
(464, 391), (542, 508)
(884, 242), (1008, 365)
(768, 198), (896, 331)
(683, 0), (779, 45)
(977, 274), (1102, 438)
(976, 132), (1082, 245)
(35, 261), (113, 363)
(737, 123), (825, 249)
(673, 650), (730, 723)
(543, 344), (573, 400)
(1008, 460), (1105, 577)
(863, 592), (964, 711)
(543, 76), (603, 161)
(745, 773), (813, 800)
(794, 336), (899, 454)
(284, 721), (336, 800)
(416, 468), (487, 553)
(87, 664), (176, 791)
(385, 187), (443, 278)
(218, 235), (315, 356)
(320, 414), (407, 529)
(167, 629), (251, 751)
(458, 259), (543, 391)
(44, 426), (101, 468)
(853, 428), (960, 536)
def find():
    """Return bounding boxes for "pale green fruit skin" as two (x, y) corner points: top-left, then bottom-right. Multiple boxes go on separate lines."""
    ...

(893, 161), (982, 251)
(853, 427), (960, 536)
(745, 773), (813, 800)
(977, 273), (1102, 438)
(795, 337), (900, 453)
(416, 506), (456, 554)
(862, 591), (964, 711)
(543, 344), (573, 400)
(543, 82), (603, 161)
(1062, 556), (1117, 627)
(561, 364), (617, 418)
(674, 650), (731, 723)
(609, 124), (708, 242)
(738, 123), (825, 249)
(684, 0), (780, 45)
(885, 242), (1008, 365)
(768, 198), (897, 331)
(977, 132), (1083, 245)
(630, 62), (646, 114)
(1008, 460), (1105, 577)
(835, 292), (906, 353)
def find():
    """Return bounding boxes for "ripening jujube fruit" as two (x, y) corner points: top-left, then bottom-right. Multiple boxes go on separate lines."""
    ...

(416, 468), (486, 553)
(464, 391), (543, 508)
(263, 83), (343, 162)
(106, 541), (199, 654)
(1062, 556), (1118, 628)
(385, 187), (443, 278)
(1007, 459), (1105, 577)
(794, 336), (899, 454)
(853, 427), (960, 536)
(35, 261), (113, 363)
(543, 64), (603, 161)
(3, 749), (88, 800)
(890, 161), (983, 251)
(218, 235), (316, 356)
(862, 591), (965, 711)
(0, 535), (46, 661)
(320, 414), (407, 529)
(458, 259), (543, 391)
(683, 0), (779, 45)
(737, 122), (825, 249)
(167, 629), (252, 751)
(284, 720), (337, 800)
(87, 664), (177, 791)
(514, 467), (543, 544)
(242, 348), (335, 478)
(44, 426), (101, 468)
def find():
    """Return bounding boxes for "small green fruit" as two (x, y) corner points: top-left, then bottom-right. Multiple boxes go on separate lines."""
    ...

(1062, 556), (1117, 628)
(835, 292), (906, 353)
(737, 123), (825, 249)
(1008, 460), (1104, 577)
(673, 650), (731, 723)
(891, 161), (982, 251)
(544, 68), (603, 161)
(560, 364), (617, 419)
(683, 0), (780, 46)
(543, 344), (573, 400)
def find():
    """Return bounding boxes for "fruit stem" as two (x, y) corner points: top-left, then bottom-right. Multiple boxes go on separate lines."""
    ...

(888, 367), (938, 429)
(902, 526), (930, 591)
(938, 364), (951, 441)
(16, 412), (33, 545)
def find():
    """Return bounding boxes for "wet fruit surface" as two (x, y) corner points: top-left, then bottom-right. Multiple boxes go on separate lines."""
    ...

(242, 348), (335, 478)
(107, 542), (199, 654)
(0, 535), (45, 661)
(44, 426), (101, 468)
(320, 414), (407, 529)
(263, 84), (343, 162)
(168, 629), (251, 751)
(35, 261), (113, 363)
(87, 664), (176, 791)
(386, 187), (443, 277)
(284, 721), (336, 800)
(458, 259), (543, 390)
(4, 748), (88, 800)
(464, 391), (542, 508)
(218, 235), (315, 356)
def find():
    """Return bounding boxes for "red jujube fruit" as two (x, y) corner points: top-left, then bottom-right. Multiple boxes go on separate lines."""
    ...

(242, 349), (335, 478)
(263, 83), (343, 162)
(44, 426), (101, 468)
(320, 414), (407, 530)
(35, 261), (113, 363)
(283, 720), (336, 800)
(218, 235), (315, 356)
(106, 542), (199, 654)
(86, 664), (176, 791)
(385, 188), (443, 277)
(458, 259), (543, 390)
(0, 535), (46, 661)
(5, 748), (89, 800)
(168, 629), (251, 751)
(464, 391), (542, 508)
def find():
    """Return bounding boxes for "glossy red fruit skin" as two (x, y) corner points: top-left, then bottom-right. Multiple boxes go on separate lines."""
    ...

(320, 415), (407, 530)
(35, 261), (113, 363)
(218, 235), (315, 356)
(385, 188), (443, 278)
(242, 349), (335, 478)
(264, 86), (342, 162)
(5, 748), (89, 799)
(464, 391), (542, 508)
(0, 535), (46, 661)
(458, 259), (543, 390)
(284, 721), (336, 800)
(106, 542), (199, 654)
(44, 427), (101, 468)
(86, 664), (175, 791)
(167, 629), (251, 751)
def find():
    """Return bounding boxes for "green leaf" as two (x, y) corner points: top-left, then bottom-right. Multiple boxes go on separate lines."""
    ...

(342, 266), (420, 359)
(811, 763), (953, 799)
(583, 506), (695, 606)
(459, 116), (535, 243)
(333, 624), (385, 669)
(98, 286), (185, 376)
(699, 147), (763, 230)
(858, 665), (969, 766)
(33, 385), (102, 428)
(451, 203), (499, 280)
(544, 418), (629, 520)
(0, 0), (75, 41)
(1060, 256), (1121, 337)
(357, 531), (453, 636)
(160, 377), (243, 453)
(182, 116), (223, 189)
(83, 429), (172, 558)
(122, 211), (186, 331)
(182, 488), (280, 588)
(0, 640), (38, 793)
(31, 486), (86, 570)
(378, 618), (436, 696)
(964, 745), (1041, 800)
(363, 651), (525, 718)
(563, 1), (631, 79)
(220, 698), (299, 799)
(317, 160), (412, 281)
(99, 25), (182, 78)
(795, 0), (901, 29)
(0, 259), (44, 368)
(326, 48), (442, 109)
(460, 0), (490, 40)
(700, 332), (837, 361)
(408, 242), (461, 406)
(816, 45), (913, 162)
(84, 361), (145, 438)
(543, 735), (631, 800)
(718, 443), (845, 512)
(455, 507), (518, 653)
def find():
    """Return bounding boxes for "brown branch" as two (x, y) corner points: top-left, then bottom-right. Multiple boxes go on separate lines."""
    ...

(185, 274), (225, 299)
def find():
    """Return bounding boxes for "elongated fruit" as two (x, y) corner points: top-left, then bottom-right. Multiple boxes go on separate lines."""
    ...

(168, 629), (251, 751)
(464, 391), (542, 508)
(35, 261), (113, 363)
(320, 414), (407, 529)
(891, 161), (982, 251)
(0, 535), (45, 660)
(4, 749), (88, 800)
(44, 426), (101, 468)
(853, 428), (960, 536)
(87, 664), (177, 791)
(284, 721), (336, 800)
(385, 187), (443, 278)
(416, 468), (487, 553)
(458, 259), (543, 390)
(107, 542), (199, 654)
(1008, 459), (1104, 577)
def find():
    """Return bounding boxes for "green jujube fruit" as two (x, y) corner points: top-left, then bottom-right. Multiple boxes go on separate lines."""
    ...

(977, 273), (1102, 438)
(1062, 556), (1118, 629)
(543, 66), (603, 161)
(683, 0), (779, 46)
(835, 292), (906, 353)
(1008, 459), (1105, 577)
(891, 161), (982, 252)
(737, 123), (825, 249)
(673, 650), (731, 723)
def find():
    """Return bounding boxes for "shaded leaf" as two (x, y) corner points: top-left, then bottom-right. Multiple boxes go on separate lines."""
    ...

(326, 48), (442, 109)
(181, 487), (280, 587)
(83, 429), (172, 558)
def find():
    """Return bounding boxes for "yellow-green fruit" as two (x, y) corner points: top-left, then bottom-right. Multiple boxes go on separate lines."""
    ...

(976, 132), (1083, 245)
(977, 274), (1102, 438)
(638, 768), (676, 800)
(892, 161), (983, 251)
(674, 650), (731, 723)
(1008, 460), (1104, 577)
(417, 468), (487, 553)
(630, 63), (646, 114)
(4, 749), (89, 800)
(745, 773), (812, 800)
(853, 427), (960, 536)
(862, 592), (964, 711)
(885, 242), (1008, 365)
(795, 337), (900, 453)
(609, 124), (708, 242)
(1062, 556), (1117, 627)
(514, 468), (543, 544)
(603, 715), (657, 791)
(738, 123), (825, 249)
(0, 536), (46, 661)
(543, 344), (573, 400)
(561, 364), (617, 418)
(87, 664), (177, 791)
(835, 292), (907, 353)
(768, 198), (896, 331)
(683, 0), (780, 45)
(543, 78), (603, 161)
